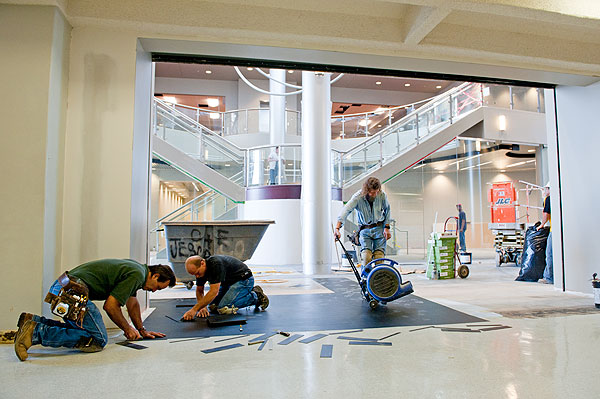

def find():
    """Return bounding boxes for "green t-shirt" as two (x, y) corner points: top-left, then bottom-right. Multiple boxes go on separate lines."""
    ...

(68, 259), (148, 306)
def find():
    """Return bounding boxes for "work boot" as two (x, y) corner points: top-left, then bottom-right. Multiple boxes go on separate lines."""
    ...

(217, 306), (238, 315)
(17, 312), (34, 329)
(252, 285), (269, 311)
(74, 337), (104, 353)
(14, 320), (36, 361)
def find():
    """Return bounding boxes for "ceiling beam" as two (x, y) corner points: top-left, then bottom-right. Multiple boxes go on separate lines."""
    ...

(403, 6), (450, 45)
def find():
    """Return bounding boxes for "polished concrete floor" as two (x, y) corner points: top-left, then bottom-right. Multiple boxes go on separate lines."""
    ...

(2, 258), (599, 399)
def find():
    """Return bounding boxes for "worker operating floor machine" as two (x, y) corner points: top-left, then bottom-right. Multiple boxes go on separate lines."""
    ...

(336, 237), (414, 309)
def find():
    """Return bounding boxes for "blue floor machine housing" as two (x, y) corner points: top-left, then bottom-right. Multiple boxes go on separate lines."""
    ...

(336, 237), (414, 309)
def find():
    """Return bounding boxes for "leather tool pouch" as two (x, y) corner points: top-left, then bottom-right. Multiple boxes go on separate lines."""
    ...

(44, 272), (89, 327)
(348, 230), (361, 246)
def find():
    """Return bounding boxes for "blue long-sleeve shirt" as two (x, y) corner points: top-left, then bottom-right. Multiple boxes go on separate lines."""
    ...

(338, 190), (390, 228)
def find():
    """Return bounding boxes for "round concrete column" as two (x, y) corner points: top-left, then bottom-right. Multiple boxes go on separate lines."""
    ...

(269, 69), (286, 145)
(301, 71), (332, 274)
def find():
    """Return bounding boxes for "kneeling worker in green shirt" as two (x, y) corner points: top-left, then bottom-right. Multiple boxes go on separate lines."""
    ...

(14, 258), (176, 361)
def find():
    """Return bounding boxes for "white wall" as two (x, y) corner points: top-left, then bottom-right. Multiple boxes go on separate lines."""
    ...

(242, 199), (343, 266)
(481, 108), (547, 145)
(0, 5), (70, 328)
(553, 82), (600, 294)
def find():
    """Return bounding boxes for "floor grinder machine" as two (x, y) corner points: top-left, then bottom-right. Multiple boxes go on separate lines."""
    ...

(336, 237), (414, 309)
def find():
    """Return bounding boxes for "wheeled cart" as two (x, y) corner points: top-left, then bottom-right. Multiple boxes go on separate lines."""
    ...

(335, 237), (413, 309)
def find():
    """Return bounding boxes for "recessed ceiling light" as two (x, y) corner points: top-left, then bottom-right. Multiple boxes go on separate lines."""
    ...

(288, 70), (294, 73)
(375, 81), (382, 85)
(436, 85), (442, 89)
(205, 70), (212, 74)
(527, 149), (536, 153)
(207, 98), (219, 107)
(405, 83), (411, 87)
(247, 67), (253, 71)
(378, 125), (382, 127)
(500, 170), (506, 172)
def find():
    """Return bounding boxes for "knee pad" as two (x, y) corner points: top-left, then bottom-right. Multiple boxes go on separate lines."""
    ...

(75, 336), (105, 353)
(361, 250), (373, 265)
(373, 250), (385, 264)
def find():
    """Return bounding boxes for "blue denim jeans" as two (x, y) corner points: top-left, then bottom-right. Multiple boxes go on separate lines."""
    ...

(32, 280), (108, 349)
(269, 167), (278, 185)
(359, 226), (386, 254)
(543, 231), (553, 283)
(459, 230), (466, 252)
(211, 276), (258, 309)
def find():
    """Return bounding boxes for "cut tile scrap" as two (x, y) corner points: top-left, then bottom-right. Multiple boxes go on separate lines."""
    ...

(440, 328), (481, 333)
(249, 332), (277, 343)
(299, 334), (328, 344)
(328, 329), (363, 335)
(214, 334), (251, 343)
(378, 331), (402, 341)
(479, 325), (512, 332)
(409, 326), (435, 332)
(320, 344), (333, 358)
(278, 334), (303, 345)
(257, 339), (269, 351)
(336, 336), (379, 342)
(348, 341), (393, 346)
(201, 343), (244, 354)
(116, 341), (148, 350)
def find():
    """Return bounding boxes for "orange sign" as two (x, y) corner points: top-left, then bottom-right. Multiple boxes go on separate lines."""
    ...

(488, 182), (516, 223)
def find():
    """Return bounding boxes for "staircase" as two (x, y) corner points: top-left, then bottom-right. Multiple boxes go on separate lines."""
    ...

(338, 82), (484, 200)
(153, 83), (485, 203)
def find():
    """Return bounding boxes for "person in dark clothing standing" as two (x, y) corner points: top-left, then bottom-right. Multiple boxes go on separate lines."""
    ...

(182, 255), (269, 319)
(457, 204), (467, 252)
(537, 184), (553, 284)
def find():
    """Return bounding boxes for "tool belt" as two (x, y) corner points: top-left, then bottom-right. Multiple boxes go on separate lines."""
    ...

(360, 221), (384, 230)
(44, 272), (89, 327)
(349, 222), (384, 246)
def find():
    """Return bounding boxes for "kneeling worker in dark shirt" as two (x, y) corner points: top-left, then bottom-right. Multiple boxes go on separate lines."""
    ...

(182, 255), (269, 319)
(14, 259), (176, 361)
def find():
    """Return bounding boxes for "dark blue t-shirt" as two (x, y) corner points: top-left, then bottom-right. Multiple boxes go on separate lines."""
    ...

(196, 255), (252, 287)
(458, 211), (467, 232)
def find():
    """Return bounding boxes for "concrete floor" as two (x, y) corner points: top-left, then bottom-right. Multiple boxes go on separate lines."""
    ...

(2, 257), (599, 398)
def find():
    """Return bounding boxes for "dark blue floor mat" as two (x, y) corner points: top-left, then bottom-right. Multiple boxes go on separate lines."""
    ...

(144, 277), (485, 339)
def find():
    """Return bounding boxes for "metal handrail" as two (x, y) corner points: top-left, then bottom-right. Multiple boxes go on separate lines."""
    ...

(153, 190), (216, 229)
(155, 98), (246, 153)
(339, 82), (473, 155)
(153, 82), (480, 191)
(330, 93), (450, 121)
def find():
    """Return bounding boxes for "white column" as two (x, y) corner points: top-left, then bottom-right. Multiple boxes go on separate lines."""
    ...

(269, 69), (286, 145)
(301, 72), (332, 274)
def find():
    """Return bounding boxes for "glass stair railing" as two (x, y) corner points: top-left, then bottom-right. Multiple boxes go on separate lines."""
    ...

(152, 83), (484, 195)
(338, 82), (483, 187)
(154, 98), (246, 184)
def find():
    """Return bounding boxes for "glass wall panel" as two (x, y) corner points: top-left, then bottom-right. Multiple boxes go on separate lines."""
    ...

(384, 139), (543, 261)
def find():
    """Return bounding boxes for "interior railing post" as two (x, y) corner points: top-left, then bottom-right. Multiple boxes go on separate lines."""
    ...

(415, 113), (420, 144)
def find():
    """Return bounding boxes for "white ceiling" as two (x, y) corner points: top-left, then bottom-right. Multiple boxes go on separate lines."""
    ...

(154, 62), (456, 93)
(39, 0), (600, 82)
